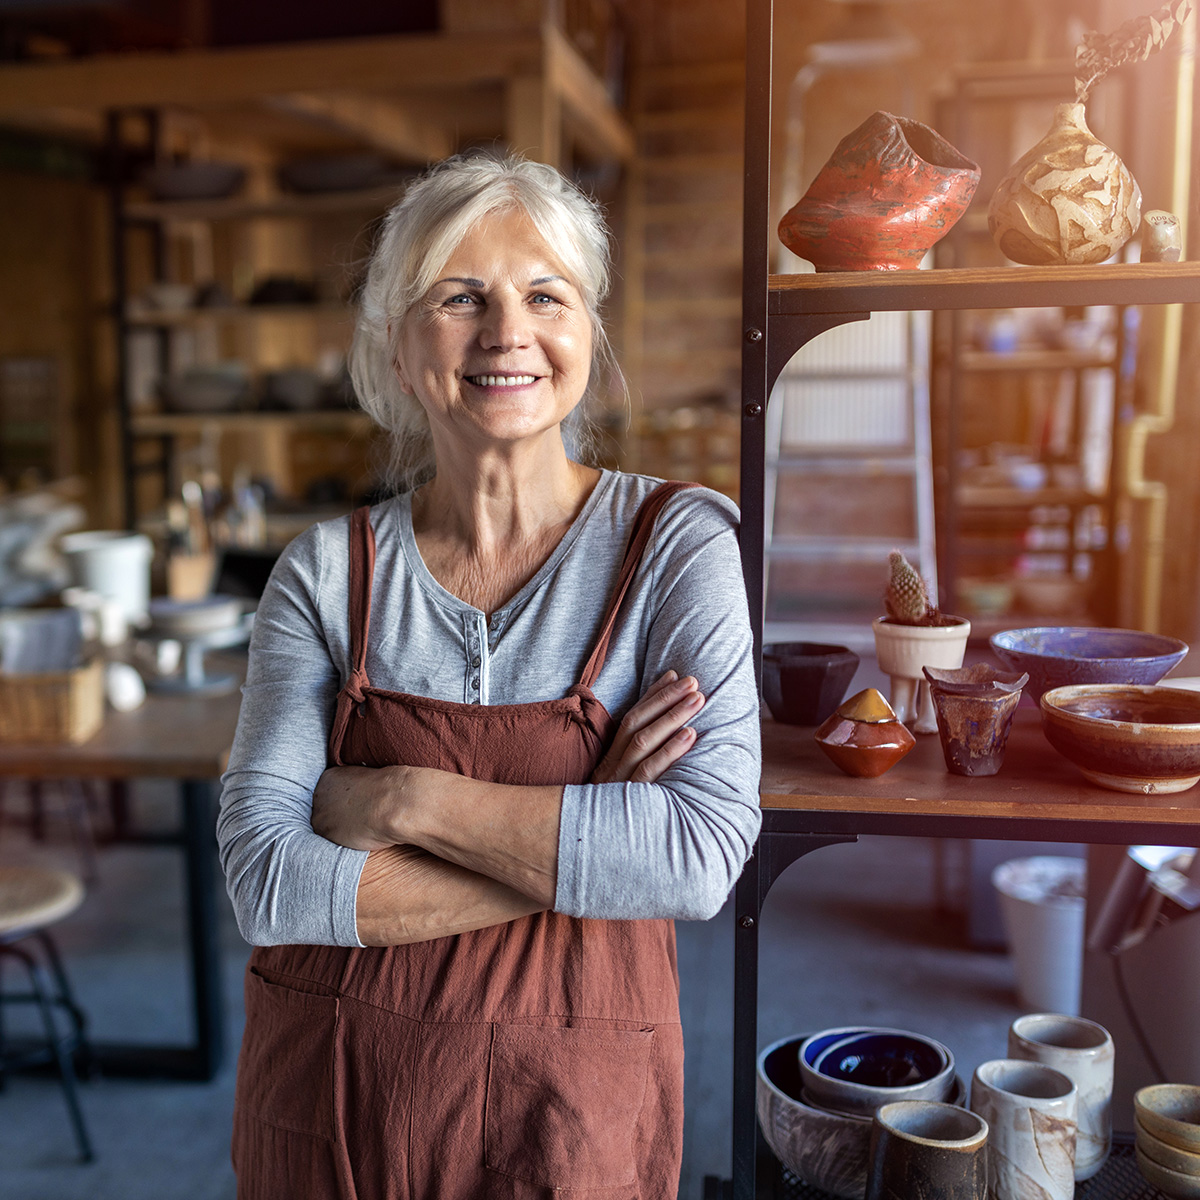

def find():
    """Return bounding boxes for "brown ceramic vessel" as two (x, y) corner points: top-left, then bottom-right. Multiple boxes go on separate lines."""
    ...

(814, 687), (916, 778)
(924, 664), (1028, 777)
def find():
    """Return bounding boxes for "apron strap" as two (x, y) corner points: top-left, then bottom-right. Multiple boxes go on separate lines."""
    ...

(345, 504), (376, 701)
(578, 480), (700, 691)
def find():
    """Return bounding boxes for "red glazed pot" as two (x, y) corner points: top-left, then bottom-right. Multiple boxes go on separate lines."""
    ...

(779, 111), (980, 272)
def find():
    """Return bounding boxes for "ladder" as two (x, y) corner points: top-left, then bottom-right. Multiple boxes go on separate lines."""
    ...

(763, 308), (939, 652)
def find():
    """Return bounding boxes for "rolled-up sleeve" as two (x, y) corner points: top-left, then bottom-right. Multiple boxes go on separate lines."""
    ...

(554, 489), (762, 921)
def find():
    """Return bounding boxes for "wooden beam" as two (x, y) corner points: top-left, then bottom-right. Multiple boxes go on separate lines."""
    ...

(265, 93), (453, 163)
(545, 26), (634, 163)
(505, 73), (561, 167)
(0, 32), (543, 115)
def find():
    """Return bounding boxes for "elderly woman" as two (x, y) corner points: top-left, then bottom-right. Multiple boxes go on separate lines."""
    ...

(217, 152), (761, 1199)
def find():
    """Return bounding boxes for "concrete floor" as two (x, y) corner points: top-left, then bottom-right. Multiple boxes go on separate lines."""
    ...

(0, 782), (1026, 1200)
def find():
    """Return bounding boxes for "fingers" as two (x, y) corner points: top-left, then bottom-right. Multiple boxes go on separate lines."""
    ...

(592, 672), (706, 784)
(625, 723), (697, 783)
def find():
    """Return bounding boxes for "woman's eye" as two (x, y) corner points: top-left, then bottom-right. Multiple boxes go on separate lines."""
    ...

(532, 292), (560, 305)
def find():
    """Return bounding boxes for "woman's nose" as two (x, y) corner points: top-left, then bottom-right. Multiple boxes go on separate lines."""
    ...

(479, 297), (533, 350)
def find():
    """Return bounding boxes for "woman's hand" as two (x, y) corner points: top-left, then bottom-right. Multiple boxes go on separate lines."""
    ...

(312, 764), (412, 851)
(591, 670), (705, 784)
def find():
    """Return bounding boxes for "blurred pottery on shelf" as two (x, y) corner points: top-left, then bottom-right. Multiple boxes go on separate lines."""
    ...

(778, 110), (980, 271)
(814, 687), (916, 778)
(924, 664), (1029, 777)
(872, 615), (971, 734)
(988, 102), (1141, 266)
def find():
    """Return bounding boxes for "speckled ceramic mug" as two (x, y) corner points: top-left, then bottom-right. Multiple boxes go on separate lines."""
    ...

(970, 1059), (1077, 1200)
(1008, 1013), (1113, 1181)
(865, 1100), (989, 1200)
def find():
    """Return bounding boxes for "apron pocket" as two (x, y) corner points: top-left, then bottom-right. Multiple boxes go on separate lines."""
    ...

(237, 966), (339, 1140)
(484, 1023), (654, 1190)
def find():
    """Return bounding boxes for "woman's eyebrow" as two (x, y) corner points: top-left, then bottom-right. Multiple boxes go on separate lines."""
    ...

(434, 276), (485, 288)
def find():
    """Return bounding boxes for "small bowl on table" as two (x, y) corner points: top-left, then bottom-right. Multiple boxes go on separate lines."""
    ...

(762, 642), (859, 726)
(1040, 685), (1200, 794)
(798, 1026), (956, 1117)
(990, 626), (1188, 704)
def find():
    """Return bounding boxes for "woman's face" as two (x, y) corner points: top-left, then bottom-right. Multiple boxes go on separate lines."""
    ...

(394, 207), (593, 458)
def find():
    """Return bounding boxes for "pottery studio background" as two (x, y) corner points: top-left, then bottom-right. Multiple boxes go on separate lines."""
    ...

(2, 0), (1200, 1193)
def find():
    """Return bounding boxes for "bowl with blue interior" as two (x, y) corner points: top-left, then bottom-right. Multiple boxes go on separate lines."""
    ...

(797, 1026), (956, 1117)
(989, 626), (1188, 704)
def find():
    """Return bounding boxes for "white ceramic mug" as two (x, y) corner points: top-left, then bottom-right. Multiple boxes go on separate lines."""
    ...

(1008, 1013), (1114, 1181)
(970, 1059), (1077, 1200)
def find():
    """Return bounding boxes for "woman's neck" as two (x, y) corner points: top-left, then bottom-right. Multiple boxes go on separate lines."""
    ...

(410, 447), (601, 614)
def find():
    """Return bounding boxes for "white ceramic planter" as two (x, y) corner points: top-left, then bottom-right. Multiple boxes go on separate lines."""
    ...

(871, 616), (971, 733)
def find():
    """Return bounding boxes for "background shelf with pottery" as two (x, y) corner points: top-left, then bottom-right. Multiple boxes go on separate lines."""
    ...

(113, 149), (395, 543)
(732, 0), (1200, 1195)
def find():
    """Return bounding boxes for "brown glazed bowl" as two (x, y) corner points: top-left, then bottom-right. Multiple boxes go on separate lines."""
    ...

(815, 688), (916, 779)
(1040, 685), (1200, 794)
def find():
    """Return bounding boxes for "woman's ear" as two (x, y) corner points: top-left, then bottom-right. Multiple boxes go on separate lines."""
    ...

(388, 320), (414, 396)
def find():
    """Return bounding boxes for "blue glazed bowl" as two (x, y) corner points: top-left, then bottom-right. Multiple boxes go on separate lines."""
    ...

(798, 1026), (955, 1116)
(989, 626), (1188, 704)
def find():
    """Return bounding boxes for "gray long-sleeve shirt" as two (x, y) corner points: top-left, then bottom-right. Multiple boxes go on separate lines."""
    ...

(216, 469), (762, 947)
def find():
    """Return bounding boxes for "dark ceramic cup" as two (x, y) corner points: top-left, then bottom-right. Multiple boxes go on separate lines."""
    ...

(762, 642), (859, 726)
(865, 1100), (989, 1200)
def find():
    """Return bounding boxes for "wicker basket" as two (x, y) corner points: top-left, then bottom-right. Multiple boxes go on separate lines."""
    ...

(0, 657), (105, 745)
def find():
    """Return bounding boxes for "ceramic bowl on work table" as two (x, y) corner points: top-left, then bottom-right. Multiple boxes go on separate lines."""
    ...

(1039, 684), (1200, 794)
(990, 626), (1189, 704)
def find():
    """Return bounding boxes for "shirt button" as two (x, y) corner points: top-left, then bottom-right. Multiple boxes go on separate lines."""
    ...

(471, 677), (480, 689)
(472, 656), (481, 668)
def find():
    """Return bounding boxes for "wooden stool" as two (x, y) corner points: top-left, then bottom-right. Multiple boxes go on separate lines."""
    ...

(0, 865), (94, 1162)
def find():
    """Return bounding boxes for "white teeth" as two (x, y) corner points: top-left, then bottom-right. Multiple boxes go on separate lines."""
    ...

(469, 375), (536, 387)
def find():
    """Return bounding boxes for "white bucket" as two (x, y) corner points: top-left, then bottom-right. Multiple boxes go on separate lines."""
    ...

(992, 856), (1086, 1016)
(60, 531), (154, 623)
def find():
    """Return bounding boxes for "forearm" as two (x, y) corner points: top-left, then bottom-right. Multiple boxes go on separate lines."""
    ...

(355, 844), (545, 946)
(394, 771), (563, 908)
(312, 764), (564, 908)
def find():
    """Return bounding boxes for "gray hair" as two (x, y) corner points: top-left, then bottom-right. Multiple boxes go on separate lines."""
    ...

(348, 152), (623, 493)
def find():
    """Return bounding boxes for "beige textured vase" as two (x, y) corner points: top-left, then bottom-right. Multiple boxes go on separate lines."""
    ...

(988, 102), (1141, 265)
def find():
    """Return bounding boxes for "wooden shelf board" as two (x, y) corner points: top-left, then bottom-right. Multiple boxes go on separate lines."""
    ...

(124, 187), (403, 223)
(956, 349), (1116, 372)
(126, 303), (352, 326)
(760, 711), (1200, 832)
(958, 485), (1100, 507)
(131, 411), (373, 435)
(768, 262), (1200, 315)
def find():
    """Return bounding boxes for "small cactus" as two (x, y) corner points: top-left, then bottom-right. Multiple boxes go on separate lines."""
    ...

(885, 550), (938, 624)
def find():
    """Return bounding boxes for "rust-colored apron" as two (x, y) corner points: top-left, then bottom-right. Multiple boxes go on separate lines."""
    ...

(232, 482), (691, 1200)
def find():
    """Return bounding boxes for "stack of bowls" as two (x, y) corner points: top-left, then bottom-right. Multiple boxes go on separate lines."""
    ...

(1134, 1084), (1200, 1198)
(799, 1027), (957, 1116)
(757, 1027), (960, 1198)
